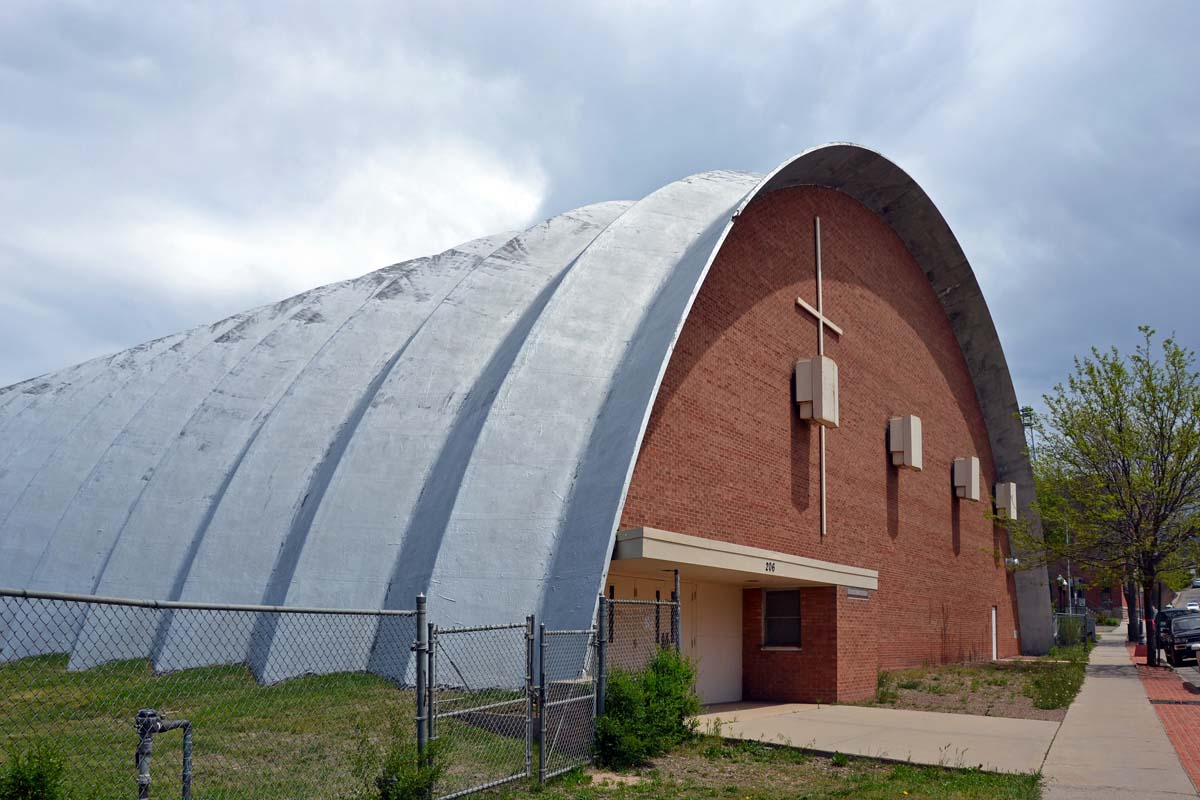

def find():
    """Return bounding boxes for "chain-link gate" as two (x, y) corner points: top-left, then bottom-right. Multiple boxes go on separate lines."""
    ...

(426, 619), (533, 799)
(601, 596), (680, 674)
(537, 625), (597, 782)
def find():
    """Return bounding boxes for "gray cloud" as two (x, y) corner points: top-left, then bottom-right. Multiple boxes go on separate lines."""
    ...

(2, 1), (1198, 408)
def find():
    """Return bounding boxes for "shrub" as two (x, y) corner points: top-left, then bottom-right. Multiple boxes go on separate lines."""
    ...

(0, 740), (66, 800)
(595, 648), (700, 768)
(874, 671), (898, 704)
(1055, 616), (1085, 646)
(347, 724), (444, 800)
(376, 738), (445, 800)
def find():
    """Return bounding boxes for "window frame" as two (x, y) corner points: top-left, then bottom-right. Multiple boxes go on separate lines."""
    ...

(761, 588), (802, 649)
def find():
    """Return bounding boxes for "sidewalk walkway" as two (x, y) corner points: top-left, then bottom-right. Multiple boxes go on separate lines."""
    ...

(696, 701), (1058, 774)
(1041, 629), (1197, 799)
(1128, 642), (1200, 792)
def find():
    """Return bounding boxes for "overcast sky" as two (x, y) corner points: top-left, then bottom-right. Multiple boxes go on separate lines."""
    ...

(2, 2), (1198, 409)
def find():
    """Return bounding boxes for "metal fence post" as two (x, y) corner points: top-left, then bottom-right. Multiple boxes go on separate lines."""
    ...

(655, 589), (661, 645)
(426, 622), (436, 744)
(414, 594), (428, 757)
(537, 623), (546, 784)
(607, 591), (614, 644)
(525, 614), (535, 779)
(596, 597), (607, 718)
(671, 569), (681, 655)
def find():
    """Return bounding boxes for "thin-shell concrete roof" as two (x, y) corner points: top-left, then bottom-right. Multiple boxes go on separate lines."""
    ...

(0, 144), (1052, 675)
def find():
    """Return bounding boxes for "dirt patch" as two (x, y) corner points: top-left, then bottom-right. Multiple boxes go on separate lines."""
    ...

(588, 770), (643, 786)
(867, 662), (1067, 722)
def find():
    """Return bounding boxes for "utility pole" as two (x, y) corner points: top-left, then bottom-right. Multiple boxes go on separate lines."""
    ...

(1065, 525), (1072, 612)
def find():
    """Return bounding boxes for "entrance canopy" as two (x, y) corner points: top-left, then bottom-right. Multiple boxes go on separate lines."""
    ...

(612, 527), (878, 590)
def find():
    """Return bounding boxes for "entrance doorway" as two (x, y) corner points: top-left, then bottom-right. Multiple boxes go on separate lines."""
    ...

(605, 570), (742, 704)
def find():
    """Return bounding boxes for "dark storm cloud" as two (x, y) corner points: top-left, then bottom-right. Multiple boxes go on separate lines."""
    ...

(1, 1), (1198, 407)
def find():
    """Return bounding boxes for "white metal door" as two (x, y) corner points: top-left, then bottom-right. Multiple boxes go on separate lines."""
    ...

(693, 581), (742, 704)
(991, 606), (998, 660)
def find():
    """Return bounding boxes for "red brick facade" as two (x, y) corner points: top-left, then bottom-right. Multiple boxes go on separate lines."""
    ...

(619, 186), (1022, 703)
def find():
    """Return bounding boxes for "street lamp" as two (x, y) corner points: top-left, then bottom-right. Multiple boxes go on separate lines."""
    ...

(1020, 406), (1038, 460)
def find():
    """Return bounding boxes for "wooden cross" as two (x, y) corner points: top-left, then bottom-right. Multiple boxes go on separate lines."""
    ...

(795, 217), (841, 538)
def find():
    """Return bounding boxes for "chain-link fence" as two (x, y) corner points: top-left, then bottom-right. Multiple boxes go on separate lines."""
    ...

(600, 597), (679, 674)
(2, 589), (680, 799)
(1053, 611), (1096, 646)
(428, 620), (533, 799)
(537, 626), (596, 783)
(0, 588), (416, 799)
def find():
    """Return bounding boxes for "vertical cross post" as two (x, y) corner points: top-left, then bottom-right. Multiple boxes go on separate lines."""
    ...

(795, 217), (841, 539)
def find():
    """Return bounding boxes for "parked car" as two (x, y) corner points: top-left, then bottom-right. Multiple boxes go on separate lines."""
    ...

(1188, 601), (1200, 612)
(1156, 607), (1190, 635)
(1192, 577), (1200, 588)
(1161, 613), (1200, 667)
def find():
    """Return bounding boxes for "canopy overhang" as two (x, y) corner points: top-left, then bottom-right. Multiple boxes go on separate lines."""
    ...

(611, 527), (878, 590)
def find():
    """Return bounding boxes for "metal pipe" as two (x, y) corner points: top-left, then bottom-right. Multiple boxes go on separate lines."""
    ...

(1, 587), (416, 617)
(135, 710), (155, 800)
(180, 724), (191, 800)
(134, 709), (192, 800)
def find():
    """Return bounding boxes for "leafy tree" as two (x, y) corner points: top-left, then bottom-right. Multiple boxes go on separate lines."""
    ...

(1029, 327), (1200, 666)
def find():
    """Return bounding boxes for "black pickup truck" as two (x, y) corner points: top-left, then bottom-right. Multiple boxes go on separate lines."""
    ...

(1160, 613), (1200, 667)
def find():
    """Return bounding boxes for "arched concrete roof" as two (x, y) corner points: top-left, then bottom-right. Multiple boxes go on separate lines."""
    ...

(0, 144), (1050, 676)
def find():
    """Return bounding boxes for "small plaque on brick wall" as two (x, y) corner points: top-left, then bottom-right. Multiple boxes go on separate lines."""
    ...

(846, 587), (870, 599)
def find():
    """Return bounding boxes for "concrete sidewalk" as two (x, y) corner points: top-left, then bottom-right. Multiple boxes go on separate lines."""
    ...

(696, 701), (1058, 774)
(1042, 629), (1198, 799)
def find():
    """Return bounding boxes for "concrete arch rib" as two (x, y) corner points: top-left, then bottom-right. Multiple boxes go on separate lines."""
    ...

(0, 334), (188, 536)
(253, 202), (631, 684)
(68, 241), (507, 671)
(155, 232), (517, 674)
(66, 276), (397, 669)
(424, 170), (761, 632)
(0, 319), (244, 592)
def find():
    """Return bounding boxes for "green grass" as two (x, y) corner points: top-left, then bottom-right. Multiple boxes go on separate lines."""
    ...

(1026, 643), (1091, 710)
(0, 654), (426, 799)
(482, 737), (1041, 799)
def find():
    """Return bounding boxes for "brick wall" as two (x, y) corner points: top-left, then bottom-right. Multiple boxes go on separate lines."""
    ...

(620, 186), (1022, 701)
